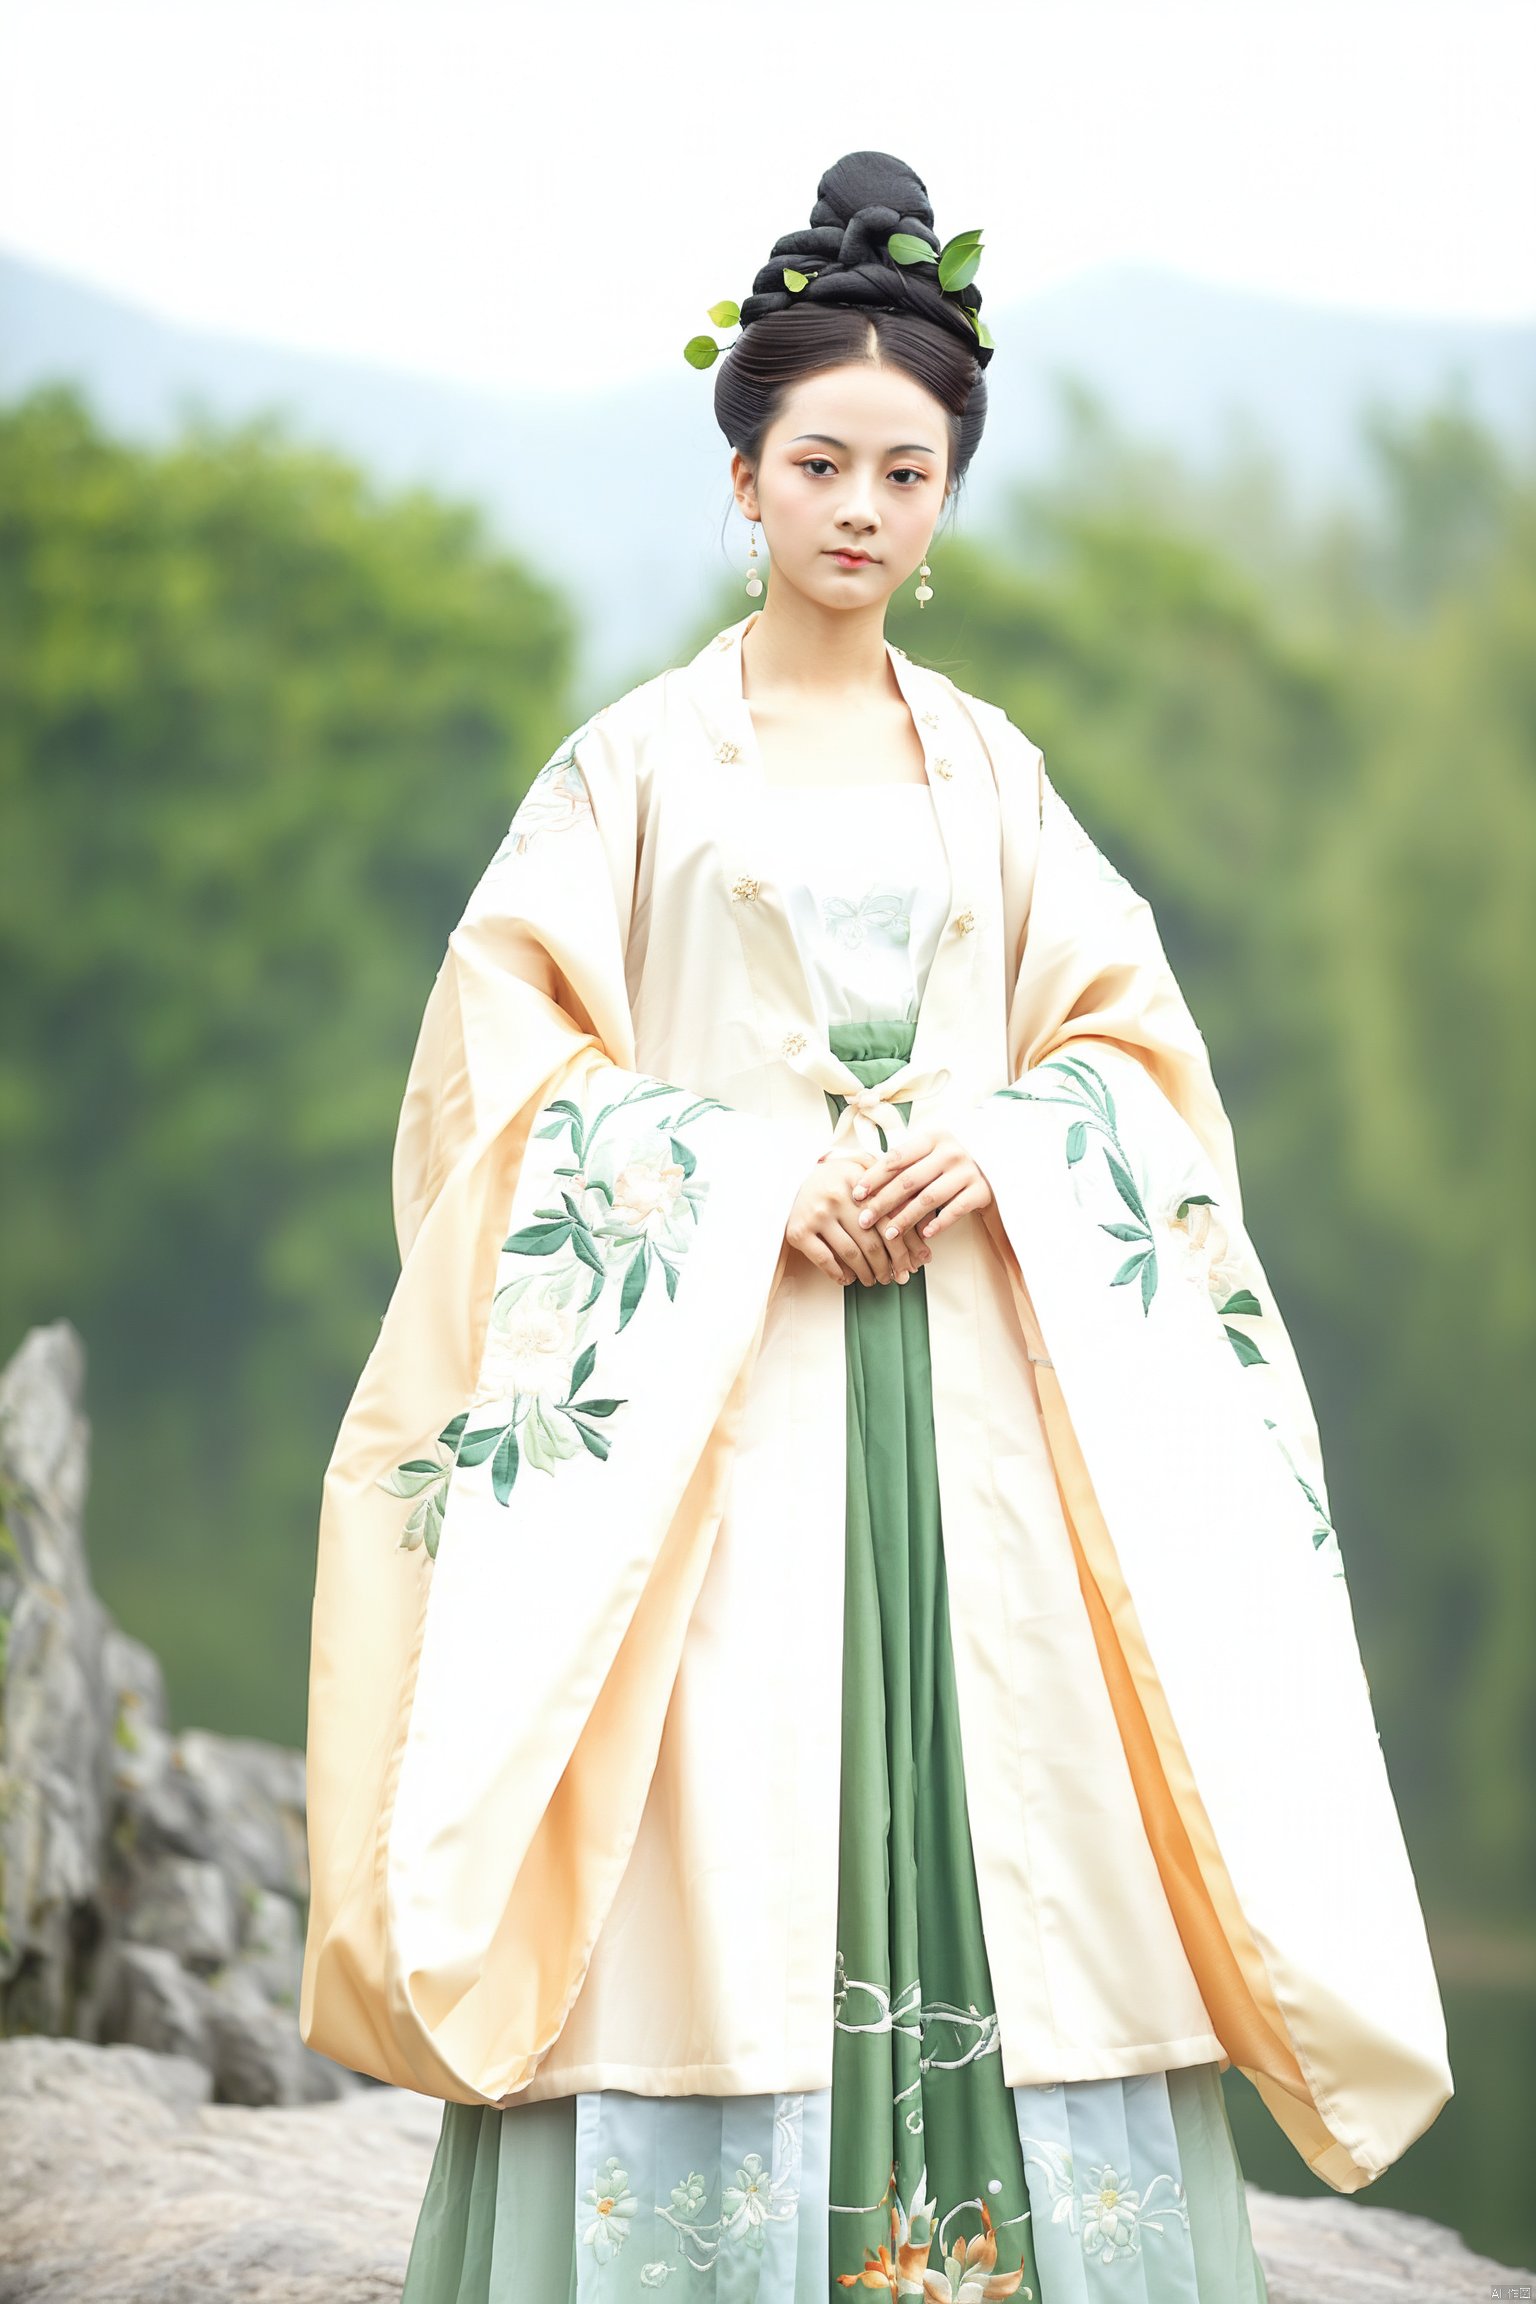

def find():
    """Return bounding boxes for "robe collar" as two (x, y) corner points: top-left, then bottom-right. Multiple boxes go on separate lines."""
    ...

(681, 609), (998, 1104)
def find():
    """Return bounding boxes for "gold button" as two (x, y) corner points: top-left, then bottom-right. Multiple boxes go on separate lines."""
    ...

(715, 740), (741, 764)
(714, 631), (734, 649)
(932, 757), (954, 780)
(920, 710), (940, 730)
(781, 1030), (808, 1057)
(731, 874), (761, 902)
(954, 908), (976, 935)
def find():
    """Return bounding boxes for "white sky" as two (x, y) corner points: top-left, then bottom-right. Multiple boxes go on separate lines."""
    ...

(2, 0), (1532, 398)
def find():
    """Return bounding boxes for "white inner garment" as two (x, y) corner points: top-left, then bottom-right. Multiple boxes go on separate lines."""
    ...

(756, 782), (950, 1028)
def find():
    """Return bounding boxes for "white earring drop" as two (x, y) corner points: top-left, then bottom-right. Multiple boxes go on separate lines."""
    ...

(745, 519), (763, 598)
(915, 557), (933, 608)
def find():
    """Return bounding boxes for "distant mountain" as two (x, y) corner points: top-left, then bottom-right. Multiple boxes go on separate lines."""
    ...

(3, 246), (1532, 696)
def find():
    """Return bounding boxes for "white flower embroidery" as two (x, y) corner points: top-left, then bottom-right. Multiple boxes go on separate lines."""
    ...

(721, 2150), (791, 2242)
(479, 1284), (582, 1402)
(609, 1146), (687, 1234)
(1168, 1194), (1245, 1305)
(823, 883), (915, 950)
(1018, 2134), (1190, 2265)
(582, 2156), (640, 2261)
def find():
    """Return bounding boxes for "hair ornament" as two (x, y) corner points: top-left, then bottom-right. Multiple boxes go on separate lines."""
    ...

(683, 151), (994, 372)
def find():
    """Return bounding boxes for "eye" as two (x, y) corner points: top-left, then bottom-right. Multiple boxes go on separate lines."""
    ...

(797, 458), (929, 486)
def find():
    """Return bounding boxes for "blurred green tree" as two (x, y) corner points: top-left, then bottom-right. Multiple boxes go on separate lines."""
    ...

(0, 384), (581, 1730)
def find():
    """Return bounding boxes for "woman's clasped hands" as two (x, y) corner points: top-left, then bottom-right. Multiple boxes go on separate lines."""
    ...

(784, 1125), (995, 1287)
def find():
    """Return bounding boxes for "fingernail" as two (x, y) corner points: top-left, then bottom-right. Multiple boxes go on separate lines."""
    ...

(852, 1184), (866, 1200)
(859, 1210), (872, 1227)
(897, 1271), (908, 1284)
(884, 1224), (899, 1240)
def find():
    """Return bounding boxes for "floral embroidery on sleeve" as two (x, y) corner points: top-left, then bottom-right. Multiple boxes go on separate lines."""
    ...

(997, 1055), (1162, 1312)
(489, 719), (599, 865)
(377, 1074), (725, 1553)
(995, 1052), (1346, 1581)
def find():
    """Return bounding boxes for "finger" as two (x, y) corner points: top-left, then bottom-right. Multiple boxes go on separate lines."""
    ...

(840, 1210), (896, 1282)
(877, 1167), (961, 1242)
(834, 1187), (899, 1278)
(859, 1152), (945, 1232)
(849, 1127), (933, 1207)
(919, 1178), (986, 1241)
(886, 1228), (927, 1283)
(870, 1199), (926, 1281)
(792, 1227), (852, 1284)
(829, 1221), (886, 1287)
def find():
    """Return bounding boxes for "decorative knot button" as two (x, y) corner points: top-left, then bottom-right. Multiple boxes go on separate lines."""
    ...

(715, 740), (741, 765)
(731, 874), (761, 902)
(920, 710), (940, 730)
(953, 908), (976, 935)
(933, 757), (954, 780)
(781, 1030), (808, 1057)
(714, 631), (734, 649)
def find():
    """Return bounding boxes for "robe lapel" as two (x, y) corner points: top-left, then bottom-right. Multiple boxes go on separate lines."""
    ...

(683, 613), (1006, 1114)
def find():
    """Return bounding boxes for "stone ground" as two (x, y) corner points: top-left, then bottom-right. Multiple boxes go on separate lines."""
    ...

(0, 2037), (1528, 2303)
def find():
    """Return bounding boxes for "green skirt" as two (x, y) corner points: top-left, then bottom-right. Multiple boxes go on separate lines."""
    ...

(399, 1018), (1270, 2302)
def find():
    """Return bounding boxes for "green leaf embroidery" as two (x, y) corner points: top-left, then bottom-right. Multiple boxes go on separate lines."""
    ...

(998, 1057), (1159, 1313)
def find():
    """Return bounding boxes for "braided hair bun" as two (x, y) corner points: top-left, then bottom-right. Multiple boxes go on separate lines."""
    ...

(739, 149), (993, 373)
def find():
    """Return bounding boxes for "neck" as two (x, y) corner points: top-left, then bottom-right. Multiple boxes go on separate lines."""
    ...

(738, 594), (898, 705)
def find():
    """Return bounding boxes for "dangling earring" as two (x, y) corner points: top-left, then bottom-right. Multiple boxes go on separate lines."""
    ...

(915, 556), (933, 608)
(745, 519), (763, 598)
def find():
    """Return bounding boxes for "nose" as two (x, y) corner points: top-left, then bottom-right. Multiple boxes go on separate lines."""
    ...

(837, 479), (879, 534)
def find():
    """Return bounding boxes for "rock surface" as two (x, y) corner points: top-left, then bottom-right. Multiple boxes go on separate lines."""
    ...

(0, 2036), (437, 2302)
(0, 2035), (1531, 2304)
(0, 1321), (356, 2106)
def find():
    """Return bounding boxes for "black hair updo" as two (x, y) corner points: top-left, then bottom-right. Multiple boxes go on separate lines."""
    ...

(712, 149), (992, 511)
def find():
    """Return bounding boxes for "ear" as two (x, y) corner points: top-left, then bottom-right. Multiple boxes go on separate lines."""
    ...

(728, 449), (760, 524)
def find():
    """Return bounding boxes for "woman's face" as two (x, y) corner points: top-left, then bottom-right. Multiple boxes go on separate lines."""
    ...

(733, 360), (951, 617)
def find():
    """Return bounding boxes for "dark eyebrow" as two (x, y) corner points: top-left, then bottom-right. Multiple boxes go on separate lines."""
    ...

(788, 432), (938, 456)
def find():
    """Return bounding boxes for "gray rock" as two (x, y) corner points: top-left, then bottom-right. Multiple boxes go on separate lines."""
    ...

(1246, 2186), (1536, 2302)
(237, 1884), (304, 2004)
(119, 1850), (240, 1970)
(0, 1321), (319, 2104)
(101, 1942), (210, 2063)
(0, 2035), (438, 2302)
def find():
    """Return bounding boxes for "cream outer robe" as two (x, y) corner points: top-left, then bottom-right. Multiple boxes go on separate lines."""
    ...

(299, 609), (1452, 2196)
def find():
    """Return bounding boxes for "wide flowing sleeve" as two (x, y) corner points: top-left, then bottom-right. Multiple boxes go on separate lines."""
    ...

(955, 727), (1452, 2193)
(299, 706), (812, 2106)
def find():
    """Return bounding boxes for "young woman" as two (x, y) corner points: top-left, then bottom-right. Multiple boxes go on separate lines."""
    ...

(299, 152), (1451, 2301)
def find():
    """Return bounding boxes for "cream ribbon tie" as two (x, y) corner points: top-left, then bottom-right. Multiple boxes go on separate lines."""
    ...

(780, 1034), (953, 1159)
